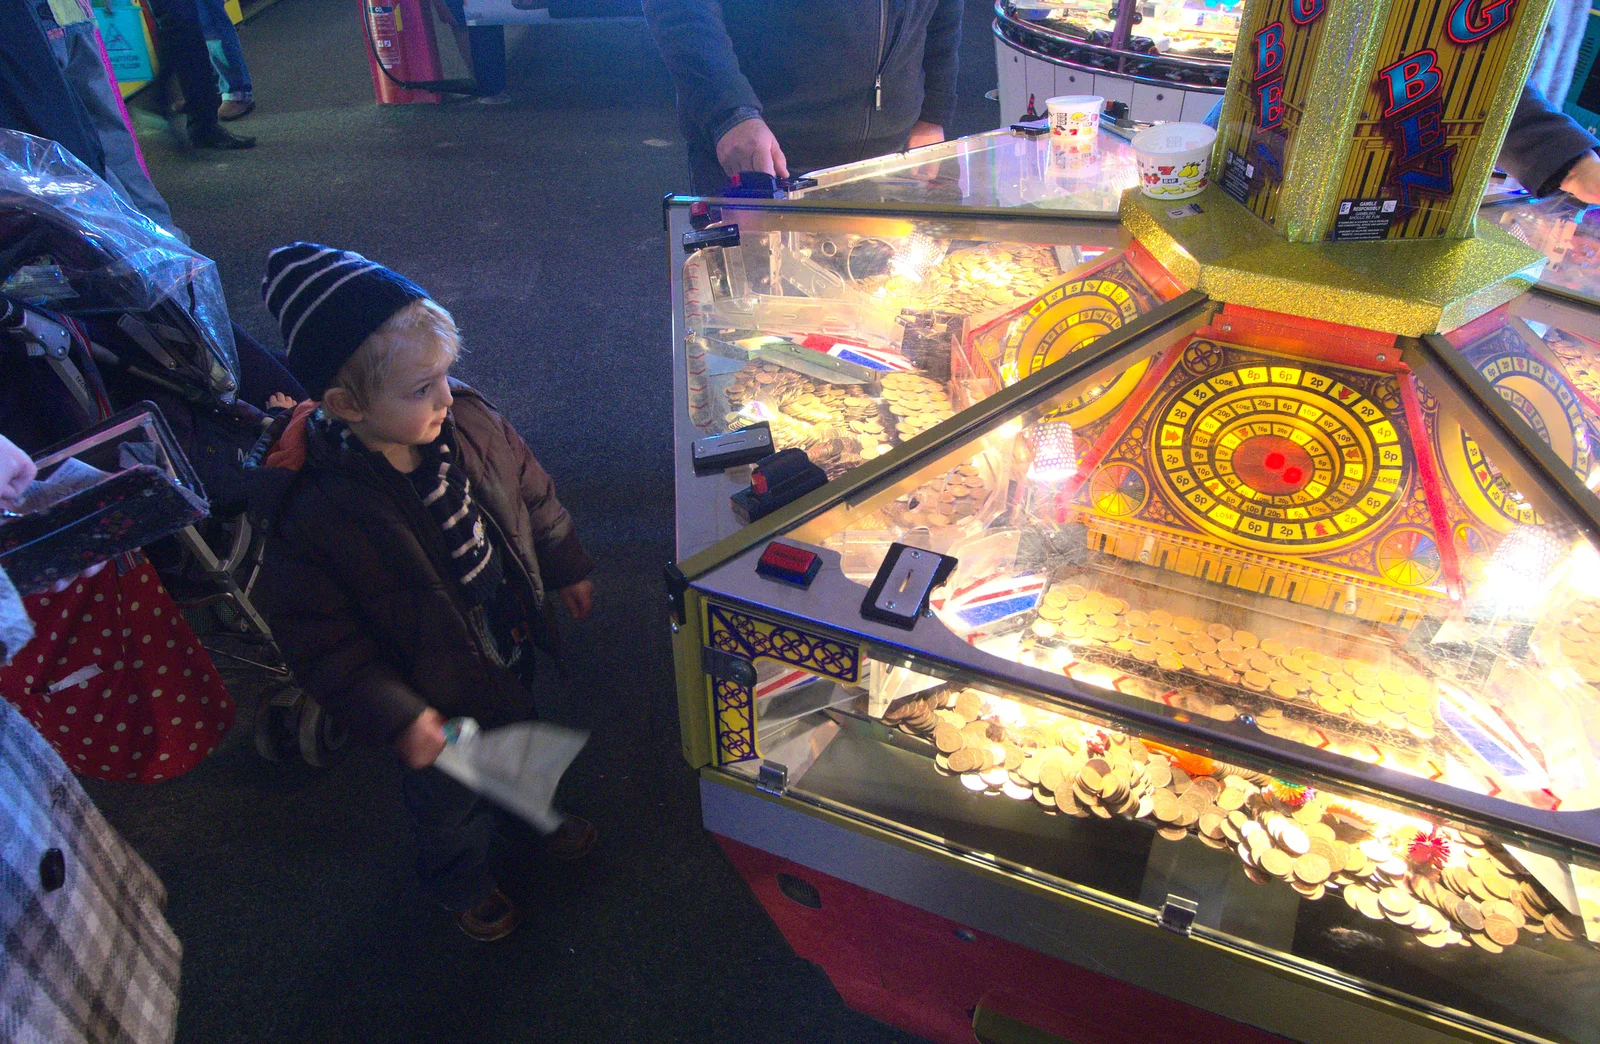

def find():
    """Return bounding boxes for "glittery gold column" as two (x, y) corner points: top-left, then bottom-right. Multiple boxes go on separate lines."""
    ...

(1209, 0), (1556, 243)
(1442, 2), (1558, 239)
(1211, 0), (1390, 240)
(1273, 2), (1389, 241)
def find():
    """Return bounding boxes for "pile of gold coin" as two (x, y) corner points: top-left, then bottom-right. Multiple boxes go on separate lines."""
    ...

(881, 692), (941, 737)
(896, 463), (993, 528)
(880, 372), (955, 441)
(1556, 597), (1600, 686)
(898, 244), (1063, 316)
(873, 687), (1585, 956)
(1540, 327), (1600, 411)
(1026, 580), (1439, 740)
(723, 362), (862, 416)
(718, 362), (958, 471)
(1337, 825), (1581, 950)
(719, 364), (884, 473)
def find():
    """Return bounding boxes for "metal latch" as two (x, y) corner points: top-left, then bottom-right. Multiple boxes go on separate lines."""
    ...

(757, 760), (788, 796)
(682, 224), (740, 254)
(664, 562), (689, 627)
(1158, 894), (1199, 936)
(701, 646), (757, 688)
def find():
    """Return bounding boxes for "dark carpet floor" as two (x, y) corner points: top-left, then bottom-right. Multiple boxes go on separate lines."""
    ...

(79, 2), (1002, 1041)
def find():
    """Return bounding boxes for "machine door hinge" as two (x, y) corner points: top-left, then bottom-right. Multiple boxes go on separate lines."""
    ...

(1158, 894), (1199, 936)
(701, 645), (757, 688)
(757, 760), (789, 796)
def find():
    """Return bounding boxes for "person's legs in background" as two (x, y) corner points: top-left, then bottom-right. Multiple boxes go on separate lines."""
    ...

(47, 17), (184, 235)
(194, 0), (255, 121)
(142, 0), (254, 149)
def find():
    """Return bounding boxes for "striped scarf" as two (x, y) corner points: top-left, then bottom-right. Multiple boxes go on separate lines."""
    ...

(407, 432), (504, 606)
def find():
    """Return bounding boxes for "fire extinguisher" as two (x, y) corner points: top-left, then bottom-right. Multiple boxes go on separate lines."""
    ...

(359, 0), (476, 105)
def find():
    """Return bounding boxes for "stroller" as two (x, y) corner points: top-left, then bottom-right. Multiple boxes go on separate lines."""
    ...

(0, 128), (346, 767)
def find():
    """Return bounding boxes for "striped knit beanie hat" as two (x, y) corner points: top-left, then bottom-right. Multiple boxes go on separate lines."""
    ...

(262, 242), (429, 399)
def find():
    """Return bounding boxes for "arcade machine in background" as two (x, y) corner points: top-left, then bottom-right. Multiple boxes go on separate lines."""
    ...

(359, 0), (548, 104)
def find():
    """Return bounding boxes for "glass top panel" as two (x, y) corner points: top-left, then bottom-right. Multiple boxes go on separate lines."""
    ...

(784, 131), (1535, 219)
(787, 309), (1600, 821)
(727, 642), (1600, 1043)
(1484, 195), (1600, 304)
(1442, 302), (1600, 508)
(679, 207), (1180, 492)
(787, 128), (1142, 213)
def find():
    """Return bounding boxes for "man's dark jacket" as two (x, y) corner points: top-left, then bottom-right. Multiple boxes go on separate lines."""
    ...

(1498, 84), (1600, 198)
(643, 0), (962, 192)
(253, 384), (593, 744)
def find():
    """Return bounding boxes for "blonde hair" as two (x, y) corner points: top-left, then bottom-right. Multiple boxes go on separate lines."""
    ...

(327, 298), (461, 406)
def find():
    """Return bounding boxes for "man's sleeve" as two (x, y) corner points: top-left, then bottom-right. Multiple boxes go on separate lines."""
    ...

(1498, 83), (1598, 198)
(918, 0), (963, 130)
(642, 0), (764, 144)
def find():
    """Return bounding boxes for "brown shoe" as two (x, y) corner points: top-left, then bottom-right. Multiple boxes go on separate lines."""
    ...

(218, 98), (255, 121)
(544, 815), (597, 860)
(458, 888), (519, 942)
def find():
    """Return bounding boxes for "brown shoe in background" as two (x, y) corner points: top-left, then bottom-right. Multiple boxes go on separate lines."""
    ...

(218, 98), (256, 122)
(458, 888), (520, 942)
(544, 815), (597, 860)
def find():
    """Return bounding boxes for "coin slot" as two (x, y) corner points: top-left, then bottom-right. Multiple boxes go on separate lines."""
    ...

(776, 872), (822, 909)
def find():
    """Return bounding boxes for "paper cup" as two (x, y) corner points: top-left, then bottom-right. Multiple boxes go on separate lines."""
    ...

(1045, 95), (1103, 150)
(1132, 122), (1216, 200)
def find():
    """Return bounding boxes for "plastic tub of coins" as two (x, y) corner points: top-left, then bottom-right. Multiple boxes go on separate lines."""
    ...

(1132, 122), (1216, 200)
(1045, 95), (1104, 151)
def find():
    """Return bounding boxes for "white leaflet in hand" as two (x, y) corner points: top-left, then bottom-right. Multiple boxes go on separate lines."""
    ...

(433, 718), (588, 834)
(14, 457), (111, 516)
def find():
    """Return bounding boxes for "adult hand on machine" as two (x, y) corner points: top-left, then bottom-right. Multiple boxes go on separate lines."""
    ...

(0, 434), (104, 592)
(395, 706), (448, 769)
(908, 120), (945, 150)
(559, 580), (594, 621)
(907, 120), (946, 181)
(717, 117), (789, 180)
(1563, 152), (1600, 205)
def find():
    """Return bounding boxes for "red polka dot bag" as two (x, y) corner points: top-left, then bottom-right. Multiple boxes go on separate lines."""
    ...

(0, 559), (233, 781)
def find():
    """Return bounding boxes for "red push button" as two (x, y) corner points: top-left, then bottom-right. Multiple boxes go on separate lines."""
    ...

(757, 542), (822, 587)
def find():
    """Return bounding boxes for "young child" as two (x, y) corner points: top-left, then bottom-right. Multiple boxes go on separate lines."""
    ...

(253, 243), (595, 942)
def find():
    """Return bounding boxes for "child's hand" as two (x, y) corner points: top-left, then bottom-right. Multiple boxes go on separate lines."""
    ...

(0, 433), (37, 509)
(394, 706), (447, 769)
(266, 392), (298, 411)
(558, 580), (594, 621)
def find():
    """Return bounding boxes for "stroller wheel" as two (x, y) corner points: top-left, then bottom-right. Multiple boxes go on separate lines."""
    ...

(252, 683), (302, 763)
(297, 697), (349, 768)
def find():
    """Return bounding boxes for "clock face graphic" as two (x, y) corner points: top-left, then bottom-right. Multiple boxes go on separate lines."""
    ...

(1150, 356), (1410, 553)
(998, 275), (1153, 426)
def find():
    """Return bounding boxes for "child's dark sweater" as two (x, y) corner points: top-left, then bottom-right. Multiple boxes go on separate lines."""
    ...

(254, 382), (592, 743)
